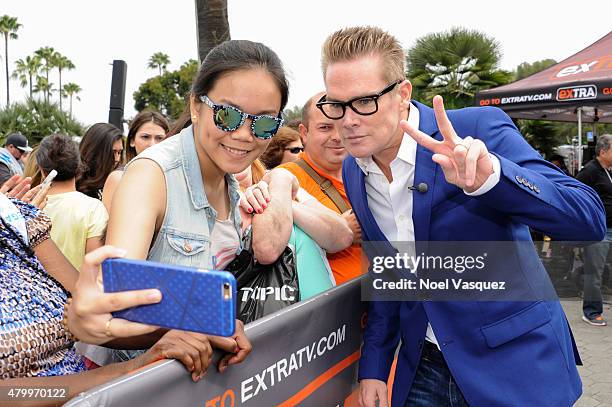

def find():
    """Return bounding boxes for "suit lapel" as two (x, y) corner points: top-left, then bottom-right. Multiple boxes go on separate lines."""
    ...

(412, 101), (441, 243)
(352, 168), (387, 242)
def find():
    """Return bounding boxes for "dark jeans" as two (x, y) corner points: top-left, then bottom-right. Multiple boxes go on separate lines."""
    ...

(583, 228), (612, 319)
(405, 342), (469, 407)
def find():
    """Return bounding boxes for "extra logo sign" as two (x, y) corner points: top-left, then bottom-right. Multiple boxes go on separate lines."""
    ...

(554, 56), (612, 78)
(556, 85), (597, 101)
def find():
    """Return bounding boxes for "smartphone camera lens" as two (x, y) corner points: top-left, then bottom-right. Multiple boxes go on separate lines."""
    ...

(223, 282), (231, 300)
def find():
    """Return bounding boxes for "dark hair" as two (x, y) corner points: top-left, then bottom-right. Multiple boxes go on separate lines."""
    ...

(77, 123), (123, 199)
(36, 134), (82, 181)
(191, 40), (289, 113)
(125, 110), (170, 161)
(259, 126), (301, 169)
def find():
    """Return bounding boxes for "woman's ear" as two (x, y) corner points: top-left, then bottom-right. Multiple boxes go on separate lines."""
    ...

(189, 94), (200, 123)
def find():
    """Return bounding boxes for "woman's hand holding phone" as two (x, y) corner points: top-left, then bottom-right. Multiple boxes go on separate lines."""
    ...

(67, 245), (163, 345)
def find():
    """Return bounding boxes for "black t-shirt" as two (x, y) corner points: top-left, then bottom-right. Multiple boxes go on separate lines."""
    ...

(576, 159), (612, 227)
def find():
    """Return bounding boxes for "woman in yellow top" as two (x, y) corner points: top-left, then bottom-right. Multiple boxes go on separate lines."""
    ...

(37, 133), (108, 270)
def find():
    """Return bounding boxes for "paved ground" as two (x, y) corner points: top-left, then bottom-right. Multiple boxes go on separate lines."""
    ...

(562, 299), (612, 407)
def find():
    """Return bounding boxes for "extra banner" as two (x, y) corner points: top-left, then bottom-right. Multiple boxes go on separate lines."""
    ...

(66, 278), (367, 407)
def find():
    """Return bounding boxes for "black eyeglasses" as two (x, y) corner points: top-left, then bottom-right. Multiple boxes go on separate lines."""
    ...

(316, 80), (402, 120)
(285, 147), (304, 154)
(200, 95), (284, 140)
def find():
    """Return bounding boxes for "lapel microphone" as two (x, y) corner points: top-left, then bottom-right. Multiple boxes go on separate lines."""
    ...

(408, 183), (428, 193)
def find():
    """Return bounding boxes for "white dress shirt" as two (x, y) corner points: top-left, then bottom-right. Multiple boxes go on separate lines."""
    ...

(356, 103), (501, 347)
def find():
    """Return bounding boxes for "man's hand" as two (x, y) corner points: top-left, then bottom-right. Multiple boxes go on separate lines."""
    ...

(359, 379), (388, 407)
(139, 329), (213, 382)
(342, 209), (362, 244)
(401, 95), (493, 193)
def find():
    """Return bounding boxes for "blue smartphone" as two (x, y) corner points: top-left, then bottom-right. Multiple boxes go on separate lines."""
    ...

(102, 258), (236, 337)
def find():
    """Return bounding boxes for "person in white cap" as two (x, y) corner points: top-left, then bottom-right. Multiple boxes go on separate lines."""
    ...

(0, 132), (32, 184)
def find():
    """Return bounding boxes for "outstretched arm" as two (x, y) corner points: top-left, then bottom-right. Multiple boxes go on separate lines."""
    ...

(402, 96), (606, 241)
(291, 193), (353, 252)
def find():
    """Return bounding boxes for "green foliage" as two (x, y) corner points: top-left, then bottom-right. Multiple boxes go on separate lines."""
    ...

(133, 59), (198, 119)
(33, 76), (54, 98)
(52, 52), (75, 111)
(12, 55), (41, 97)
(62, 82), (82, 117)
(34, 46), (56, 103)
(283, 105), (302, 123)
(0, 15), (21, 41)
(0, 98), (84, 145)
(0, 15), (22, 105)
(148, 52), (171, 76)
(514, 59), (557, 81)
(407, 27), (512, 109)
(516, 119), (564, 157)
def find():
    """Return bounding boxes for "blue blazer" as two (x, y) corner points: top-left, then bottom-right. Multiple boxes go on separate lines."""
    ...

(343, 101), (606, 407)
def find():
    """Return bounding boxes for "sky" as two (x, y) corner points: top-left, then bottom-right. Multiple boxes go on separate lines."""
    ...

(2, 0), (611, 130)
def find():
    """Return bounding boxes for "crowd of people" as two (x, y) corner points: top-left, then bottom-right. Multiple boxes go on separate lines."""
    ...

(0, 25), (608, 407)
(0, 36), (363, 404)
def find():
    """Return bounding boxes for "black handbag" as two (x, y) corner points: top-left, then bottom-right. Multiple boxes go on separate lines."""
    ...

(225, 226), (299, 324)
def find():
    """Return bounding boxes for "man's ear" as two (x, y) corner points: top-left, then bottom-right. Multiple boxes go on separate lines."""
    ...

(298, 123), (308, 145)
(399, 79), (413, 110)
(189, 94), (199, 123)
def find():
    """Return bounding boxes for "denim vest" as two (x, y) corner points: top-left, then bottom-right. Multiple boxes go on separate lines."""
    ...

(133, 125), (242, 269)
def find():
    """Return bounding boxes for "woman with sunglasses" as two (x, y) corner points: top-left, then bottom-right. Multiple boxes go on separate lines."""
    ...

(259, 126), (304, 169)
(105, 40), (296, 361)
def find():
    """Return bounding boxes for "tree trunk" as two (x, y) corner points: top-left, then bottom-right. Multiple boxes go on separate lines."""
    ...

(28, 73), (32, 98)
(58, 69), (63, 111)
(69, 95), (73, 118)
(45, 67), (49, 103)
(195, 0), (230, 63)
(4, 35), (9, 105)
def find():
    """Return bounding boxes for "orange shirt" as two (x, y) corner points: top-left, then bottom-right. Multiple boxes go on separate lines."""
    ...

(279, 153), (364, 284)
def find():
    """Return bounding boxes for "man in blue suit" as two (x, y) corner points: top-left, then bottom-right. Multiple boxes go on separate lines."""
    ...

(317, 26), (606, 406)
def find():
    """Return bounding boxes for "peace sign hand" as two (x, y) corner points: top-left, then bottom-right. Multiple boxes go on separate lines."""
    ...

(401, 96), (494, 192)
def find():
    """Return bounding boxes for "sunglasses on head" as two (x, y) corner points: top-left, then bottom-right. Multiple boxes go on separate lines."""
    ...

(285, 147), (304, 154)
(200, 95), (284, 140)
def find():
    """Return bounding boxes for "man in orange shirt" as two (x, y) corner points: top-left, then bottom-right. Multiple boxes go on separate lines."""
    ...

(279, 92), (363, 284)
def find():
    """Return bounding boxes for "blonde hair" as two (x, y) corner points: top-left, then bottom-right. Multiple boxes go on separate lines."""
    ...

(321, 26), (405, 83)
(23, 145), (42, 187)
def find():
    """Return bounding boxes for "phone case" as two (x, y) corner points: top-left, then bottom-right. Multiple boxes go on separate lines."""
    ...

(102, 258), (236, 337)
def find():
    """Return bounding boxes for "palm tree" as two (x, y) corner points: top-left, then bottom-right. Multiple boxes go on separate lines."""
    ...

(33, 76), (54, 101)
(0, 15), (22, 105)
(406, 27), (512, 109)
(62, 82), (81, 118)
(194, 0), (230, 62)
(12, 55), (41, 98)
(52, 52), (75, 111)
(34, 46), (56, 103)
(147, 52), (170, 76)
